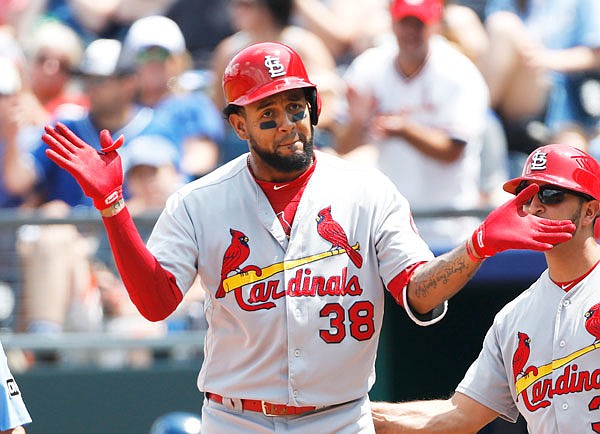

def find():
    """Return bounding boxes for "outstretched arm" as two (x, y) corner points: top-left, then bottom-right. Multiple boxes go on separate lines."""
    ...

(371, 393), (499, 434)
(407, 184), (575, 314)
(42, 123), (183, 321)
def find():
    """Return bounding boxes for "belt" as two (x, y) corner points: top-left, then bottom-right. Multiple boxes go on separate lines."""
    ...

(206, 392), (317, 416)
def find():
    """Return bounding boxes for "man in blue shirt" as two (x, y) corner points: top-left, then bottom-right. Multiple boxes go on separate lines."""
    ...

(4, 38), (180, 341)
(5, 38), (179, 207)
(123, 15), (225, 180)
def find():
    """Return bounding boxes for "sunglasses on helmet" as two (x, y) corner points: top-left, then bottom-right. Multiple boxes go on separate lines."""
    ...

(516, 181), (594, 205)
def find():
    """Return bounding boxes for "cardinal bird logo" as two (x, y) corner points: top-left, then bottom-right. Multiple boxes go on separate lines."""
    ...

(512, 332), (531, 382)
(584, 302), (600, 342)
(216, 229), (251, 298)
(316, 206), (363, 268)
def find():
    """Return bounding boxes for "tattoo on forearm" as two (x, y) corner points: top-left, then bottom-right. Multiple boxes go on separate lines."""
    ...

(412, 250), (478, 300)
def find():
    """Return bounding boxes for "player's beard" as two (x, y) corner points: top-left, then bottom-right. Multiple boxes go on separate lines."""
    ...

(569, 207), (582, 232)
(554, 205), (584, 244)
(249, 130), (314, 173)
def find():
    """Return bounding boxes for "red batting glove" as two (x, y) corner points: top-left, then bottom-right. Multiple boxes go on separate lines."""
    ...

(471, 183), (576, 258)
(42, 122), (125, 210)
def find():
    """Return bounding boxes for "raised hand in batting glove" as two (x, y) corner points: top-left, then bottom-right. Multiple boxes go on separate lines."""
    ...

(469, 183), (576, 260)
(42, 122), (125, 211)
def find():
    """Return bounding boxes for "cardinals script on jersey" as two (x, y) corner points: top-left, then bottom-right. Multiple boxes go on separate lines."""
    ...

(457, 267), (600, 433)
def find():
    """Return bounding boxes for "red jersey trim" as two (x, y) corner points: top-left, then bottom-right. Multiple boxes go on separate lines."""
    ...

(552, 258), (600, 292)
(387, 261), (429, 306)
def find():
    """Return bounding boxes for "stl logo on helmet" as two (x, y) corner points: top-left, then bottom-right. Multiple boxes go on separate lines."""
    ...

(529, 150), (548, 171)
(264, 55), (286, 78)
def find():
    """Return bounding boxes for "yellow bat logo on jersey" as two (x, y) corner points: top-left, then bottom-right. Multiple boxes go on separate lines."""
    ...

(222, 243), (360, 293)
(515, 342), (600, 396)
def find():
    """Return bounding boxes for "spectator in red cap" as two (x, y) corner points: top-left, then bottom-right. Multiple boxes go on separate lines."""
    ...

(389, 0), (443, 24)
(334, 0), (491, 248)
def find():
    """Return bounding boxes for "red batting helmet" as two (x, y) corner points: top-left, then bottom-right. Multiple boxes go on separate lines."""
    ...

(503, 143), (600, 200)
(222, 42), (321, 125)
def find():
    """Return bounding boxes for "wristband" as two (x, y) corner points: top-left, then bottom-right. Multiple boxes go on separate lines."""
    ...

(465, 239), (484, 263)
(100, 198), (125, 218)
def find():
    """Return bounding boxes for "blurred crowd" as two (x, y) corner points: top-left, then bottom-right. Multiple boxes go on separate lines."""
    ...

(0, 0), (599, 369)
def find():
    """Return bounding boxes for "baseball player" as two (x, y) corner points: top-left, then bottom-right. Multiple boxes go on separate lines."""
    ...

(41, 42), (575, 433)
(0, 341), (32, 434)
(372, 143), (600, 434)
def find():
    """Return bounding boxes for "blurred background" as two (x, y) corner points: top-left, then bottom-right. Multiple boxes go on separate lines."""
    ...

(1, 0), (600, 432)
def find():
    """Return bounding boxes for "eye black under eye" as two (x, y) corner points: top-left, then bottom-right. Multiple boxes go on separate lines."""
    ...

(259, 120), (277, 129)
(290, 111), (306, 122)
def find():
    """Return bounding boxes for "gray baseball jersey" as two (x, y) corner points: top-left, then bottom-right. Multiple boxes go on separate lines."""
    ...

(0, 341), (31, 430)
(147, 150), (443, 410)
(457, 265), (600, 433)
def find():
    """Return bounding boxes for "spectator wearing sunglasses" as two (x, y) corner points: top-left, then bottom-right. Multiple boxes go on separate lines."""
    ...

(372, 143), (600, 433)
(122, 15), (224, 180)
(23, 20), (88, 121)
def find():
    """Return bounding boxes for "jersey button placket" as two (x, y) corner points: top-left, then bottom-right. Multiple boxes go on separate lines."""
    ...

(554, 295), (571, 354)
(287, 293), (304, 404)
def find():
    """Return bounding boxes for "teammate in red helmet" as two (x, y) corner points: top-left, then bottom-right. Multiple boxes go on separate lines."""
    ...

(41, 42), (575, 433)
(372, 143), (600, 434)
(503, 143), (600, 204)
(504, 143), (600, 240)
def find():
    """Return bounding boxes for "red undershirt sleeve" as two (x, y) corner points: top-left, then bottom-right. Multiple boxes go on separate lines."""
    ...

(387, 261), (447, 324)
(102, 208), (183, 321)
(387, 261), (428, 307)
